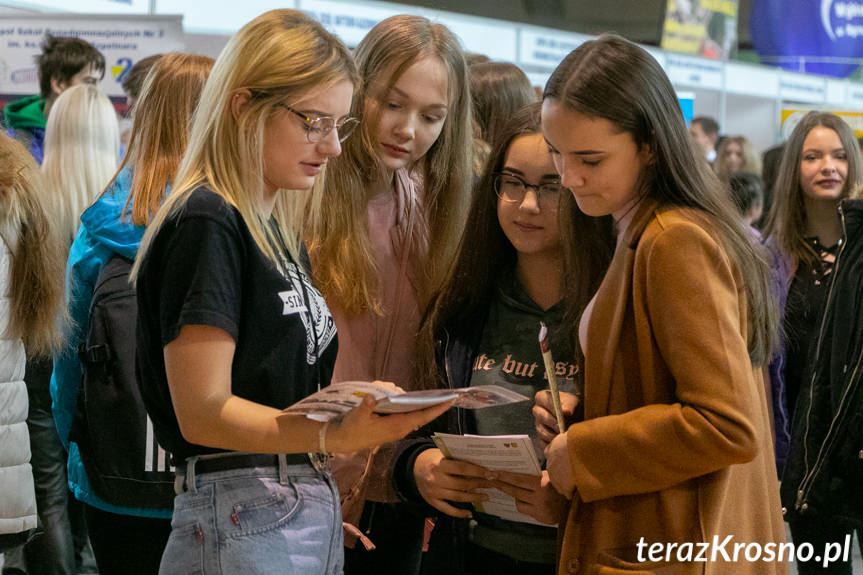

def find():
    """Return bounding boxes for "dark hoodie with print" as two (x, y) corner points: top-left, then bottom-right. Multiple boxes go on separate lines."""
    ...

(3, 95), (47, 164)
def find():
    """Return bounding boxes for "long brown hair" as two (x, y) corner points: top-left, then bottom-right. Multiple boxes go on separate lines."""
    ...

(545, 34), (779, 365)
(763, 112), (863, 266)
(469, 61), (537, 147)
(416, 104), (614, 389)
(0, 133), (65, 357)
(105, 53), (214, 225)
(307, 15), (473, 315)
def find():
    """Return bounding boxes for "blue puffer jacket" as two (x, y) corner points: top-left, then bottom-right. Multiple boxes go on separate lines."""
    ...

(50, 167), (172, 518)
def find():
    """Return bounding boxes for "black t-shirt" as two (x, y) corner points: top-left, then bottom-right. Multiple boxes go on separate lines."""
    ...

(135, 188), (337, 461)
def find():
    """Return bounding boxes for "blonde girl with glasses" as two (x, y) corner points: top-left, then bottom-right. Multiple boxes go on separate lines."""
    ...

(398, 104), (613, 575)
(306, 14), (473, 574)
(131, 11), (450, 575)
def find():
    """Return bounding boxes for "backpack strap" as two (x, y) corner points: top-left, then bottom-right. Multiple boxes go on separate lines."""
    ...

(78, 343), (110, 364)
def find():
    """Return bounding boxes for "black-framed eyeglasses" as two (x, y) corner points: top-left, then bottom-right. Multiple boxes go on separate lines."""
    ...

(280, 104), (359, 143)
(493, 172), (566, 210)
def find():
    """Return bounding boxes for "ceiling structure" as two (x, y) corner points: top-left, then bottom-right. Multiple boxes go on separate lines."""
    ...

(0, 1), (757, 48)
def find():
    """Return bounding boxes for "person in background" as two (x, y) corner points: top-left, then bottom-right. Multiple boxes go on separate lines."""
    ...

(763, 111), (863, 574)
(396, 103), (613, 575)
(469, 61), (536, 151)
(119, 54), (163, 148)
(42, 84), (120, 243)
(50, 53), (214, 575)
(465, 52), (491, 67)
(3, 35), (105, 165)
(5, 82), (116, 575)
(728, 171), (765, 229)
(759, 142), (786, 230)
(0, 133), (65, 574)
(306, 14), (473, 575)
(714, 135), (762, 182)
(689, 115), (720, 163)
(121, 54), (163, 112)
(468, 61), (536, 180)
(763, 112), (862, 475)
(536, 34), (784, 574)
(131, 11), (451, 575)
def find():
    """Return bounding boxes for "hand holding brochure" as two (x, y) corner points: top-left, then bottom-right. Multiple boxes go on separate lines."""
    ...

(283, 381), (529, 421)
(432, 432), (553, 526)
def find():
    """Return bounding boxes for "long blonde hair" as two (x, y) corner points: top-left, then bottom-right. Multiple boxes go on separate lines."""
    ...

(132, 10), (357, 281)
(0, 133), (66, 357)
(307, 15), (473, 315)
(42, 84), (120, 241)
(103, 53), (214, 225)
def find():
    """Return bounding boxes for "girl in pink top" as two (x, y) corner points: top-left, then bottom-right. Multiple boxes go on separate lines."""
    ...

(307, 14), (473, 575)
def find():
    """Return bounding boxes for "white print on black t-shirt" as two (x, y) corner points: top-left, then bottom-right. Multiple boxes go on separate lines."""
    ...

(279, 290), (308, 316)
(275, 259), (336, 365)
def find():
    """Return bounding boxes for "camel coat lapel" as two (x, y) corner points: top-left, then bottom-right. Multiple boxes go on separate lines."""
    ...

(583, 199), (657, 420)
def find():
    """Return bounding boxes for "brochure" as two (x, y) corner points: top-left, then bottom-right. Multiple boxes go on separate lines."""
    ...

(432, 432), (553, 526)
(283, 381), (529, 421)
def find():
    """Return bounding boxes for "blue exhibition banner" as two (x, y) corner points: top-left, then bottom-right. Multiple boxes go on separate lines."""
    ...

(751, 0), (863, 78)
(678, 92), (695, 125)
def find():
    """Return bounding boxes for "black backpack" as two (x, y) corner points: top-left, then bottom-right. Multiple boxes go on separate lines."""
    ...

(70, 254), (174, 509)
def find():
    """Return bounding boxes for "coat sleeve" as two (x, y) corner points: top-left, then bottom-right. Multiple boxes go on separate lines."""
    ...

(50, 227), (109, 448)
(568, 221), (762, 502)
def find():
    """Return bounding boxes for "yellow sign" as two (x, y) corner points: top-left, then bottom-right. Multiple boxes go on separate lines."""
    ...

(661, 0), (739, 60)
(781, 108), (863, 138)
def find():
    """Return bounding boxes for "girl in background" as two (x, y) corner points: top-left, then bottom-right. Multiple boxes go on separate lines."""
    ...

(307, 14), (472, 574)
(14, 81), (118, 575)
(469, 61), (536, 148)
(728, 171), (765, 229)
(50, 53), (214, 575)
(763, 111), (863, 574)
(42, 83), (120, 242)
(0, 133), (65, 570)
(714, 134), (761, 183)
(535, 35), (784, 574)
(468, 61), (535, 180)
(397, 104), (613, 575)
(131, 11), (450, 574)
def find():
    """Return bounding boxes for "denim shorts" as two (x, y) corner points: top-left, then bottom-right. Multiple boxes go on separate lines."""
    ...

(159, 453), (343, 575)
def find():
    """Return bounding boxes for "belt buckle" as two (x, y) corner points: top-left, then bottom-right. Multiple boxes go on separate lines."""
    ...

(309, 452), (332, 473)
